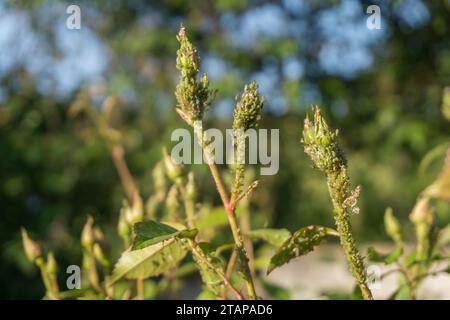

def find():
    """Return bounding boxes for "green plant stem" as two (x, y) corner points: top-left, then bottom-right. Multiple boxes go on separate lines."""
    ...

(84, 251), (103, 294)
(225, 249), (238, 279)
(188, 239), (244, 300)
(208, 163), (231, 210)
(36, 258), (59, 300)
(396, 259), (422, 300)
(240, 203), (255, 276)
(206, 162), (257, 300)
(327, 175), (373, 300)
(178, 180), (245, 300)
(392, 267), (450, 298)
(409, 242), (430, 299)
(409, 197), (433, 299)
(222, 249), (238, 300)
(111, 145), (138, 203)
(177, 111), (257, 299)
(105, 276), (114, 299)
(122, 287), (131, 300)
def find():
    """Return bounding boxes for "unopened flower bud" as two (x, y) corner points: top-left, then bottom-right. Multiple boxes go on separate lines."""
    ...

(166, 185), (180, 220)
(175, 25), (215, 122)
(163, 148), (183, 182)
(21, 227), (42, 263)
(118, 208), (130, 238)
(233, 81), (264, 131)
(384, 208), (402, 243)
(186, 172), (197, 201)
(93, 226), (104, 243)
(410, 198), (434, 226)
(81, 215), (95, 249)
(302, 106), (346, 174)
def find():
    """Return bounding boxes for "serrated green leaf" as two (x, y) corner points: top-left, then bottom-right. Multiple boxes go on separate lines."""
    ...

(246, 228), (292, 247)
(132, 220), (197, 250)
(132, 221), (179, 250)
(267, 225), (337, 274)
(110, 238), (187, 284)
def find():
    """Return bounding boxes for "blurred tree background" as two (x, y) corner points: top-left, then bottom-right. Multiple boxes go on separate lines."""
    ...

(0, 0), (449, 298)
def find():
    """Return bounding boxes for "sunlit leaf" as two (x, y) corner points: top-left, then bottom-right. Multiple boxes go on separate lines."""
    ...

(267, 225), (338, 274)
(110, 238), (187, 284)
(132, 220), (197, 250)
(132, 221), (179, 250)
(246, 228), (291, 247)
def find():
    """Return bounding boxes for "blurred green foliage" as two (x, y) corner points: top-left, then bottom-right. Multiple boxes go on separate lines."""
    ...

(1, 0), (450, 298)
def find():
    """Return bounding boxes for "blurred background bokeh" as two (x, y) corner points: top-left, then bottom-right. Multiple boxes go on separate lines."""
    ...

(1, 0), (449, 298)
